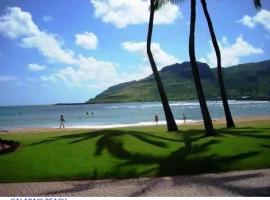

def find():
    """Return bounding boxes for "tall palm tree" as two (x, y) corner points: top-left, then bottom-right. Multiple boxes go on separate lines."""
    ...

(199, 0), (262, 128)
(147, 0), (178, 132)
(154, 0), (215, 135)
(200, 0), (235, 128)
(189, 0), (215, 135)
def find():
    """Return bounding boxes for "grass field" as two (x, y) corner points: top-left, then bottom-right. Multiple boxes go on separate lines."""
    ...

(0, 120), (270, 183)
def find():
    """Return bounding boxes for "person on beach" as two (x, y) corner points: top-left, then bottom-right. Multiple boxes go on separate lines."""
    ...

(183, 113), (186, 124)
(59, 115), (65, 128)
(155, 114), (159, 125)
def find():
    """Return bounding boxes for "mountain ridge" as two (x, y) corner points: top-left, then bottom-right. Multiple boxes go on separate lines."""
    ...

(87, 60), (270, 103)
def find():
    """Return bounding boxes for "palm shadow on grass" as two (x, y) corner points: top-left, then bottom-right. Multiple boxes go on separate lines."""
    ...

(42, 134), (263, 196)
(260, 144), (270, 149)
(43, 133), (263, 196)
(30, 130), (181, 147)
(218, 127), (270, 139)
(28, 126), (269, 196)
(30, 126), (265, 179)
(114, 139), (260, 176)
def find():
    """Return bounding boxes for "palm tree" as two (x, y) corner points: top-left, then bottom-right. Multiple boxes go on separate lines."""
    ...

(147, 0), (178, 132)
(152, 0), (261, 134)
(154, 0), (215, 135)
(253, 0), (262, 8)
(199, 0), (262, 128)
(189, 0), (215, 135)
(200, 0), (235, 128)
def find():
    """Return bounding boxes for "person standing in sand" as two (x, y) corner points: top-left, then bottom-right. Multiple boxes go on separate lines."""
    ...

(59, 115), (65, 128)
(183, 113), (186, 124)
(155, 114), (159, 125)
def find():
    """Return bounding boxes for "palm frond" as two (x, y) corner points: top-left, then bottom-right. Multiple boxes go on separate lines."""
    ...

(253, 0), (262, 9)
(152, 0), (184, 10)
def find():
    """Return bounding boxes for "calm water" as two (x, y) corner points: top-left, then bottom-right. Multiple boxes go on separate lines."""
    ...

(0, 101), (269, 129)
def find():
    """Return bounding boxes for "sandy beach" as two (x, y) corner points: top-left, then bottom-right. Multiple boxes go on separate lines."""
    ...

(1, 116), (269, 134)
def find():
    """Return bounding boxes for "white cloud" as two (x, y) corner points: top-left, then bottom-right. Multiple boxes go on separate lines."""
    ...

(0, 7), (39, 39)
(40, 55), (124, 89)
(27, 63), (47, 71)
(0, 7), (76, 64)
(75, 32), (98, 50)
(91, 0), (181, 28)
(200, 36), (263, 68)
(238, 15), (255, 28)
(59, 57), (119, 84)
(40, 75), (57, 83)
(22, 32), (77, 64)
(40, 51), (165, 89)
(122, 41), (180, 69)
(238, 9), (270, 32)
(43, 15), (52, 22)
(121, 41), (181, 80)
(221, 36), (229, 45)
(0, 7), (123, 89)
(0, 75), (17, 82)
(1, 7), (171, 90)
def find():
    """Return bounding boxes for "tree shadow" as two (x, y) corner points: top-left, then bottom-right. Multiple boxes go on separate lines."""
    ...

(172, 171), (270, 196)
(104, 137), (260, 177)
(260, 144), (270, 149)
(44, 171), (269, 196)
(218, 127), (270, 140)
(31, 131), (102, 145)
(130, 171), (270, 196)
(37, 127), (266, 196)
(30, 128), (263, 175)
(31, 130), (172, 148)
(43, 149), (264, 196)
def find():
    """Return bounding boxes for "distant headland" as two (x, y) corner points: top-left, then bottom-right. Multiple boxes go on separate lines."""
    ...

(86, 60), (270, 104)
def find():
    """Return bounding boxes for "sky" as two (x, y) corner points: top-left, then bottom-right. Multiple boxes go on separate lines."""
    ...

(0, 0), (270, 106)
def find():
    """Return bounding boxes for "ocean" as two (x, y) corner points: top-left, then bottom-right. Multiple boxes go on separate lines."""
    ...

(0, 100), (269, 129)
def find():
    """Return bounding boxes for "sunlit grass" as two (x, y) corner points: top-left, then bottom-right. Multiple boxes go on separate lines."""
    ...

(0, 121), (270, 183)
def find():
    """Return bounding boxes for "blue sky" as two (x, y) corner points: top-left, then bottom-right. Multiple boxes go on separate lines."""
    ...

(0, 0), (270, 106)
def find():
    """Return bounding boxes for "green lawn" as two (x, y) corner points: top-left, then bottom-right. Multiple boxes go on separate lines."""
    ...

(0, 121), (270, 183)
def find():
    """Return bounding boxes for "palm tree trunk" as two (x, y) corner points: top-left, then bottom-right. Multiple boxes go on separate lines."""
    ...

(201, 0), (235, 128)
(189, 0), (215, 135)
(147, 0), (178, 132)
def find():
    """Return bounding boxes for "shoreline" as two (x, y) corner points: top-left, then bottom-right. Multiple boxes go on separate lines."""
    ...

(1, 116), (269, 134)
(0, 119), (199, 134)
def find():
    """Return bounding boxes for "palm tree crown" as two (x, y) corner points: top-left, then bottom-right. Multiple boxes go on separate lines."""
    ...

(153, 0), (183, 10)
(253, 0), (262, 9)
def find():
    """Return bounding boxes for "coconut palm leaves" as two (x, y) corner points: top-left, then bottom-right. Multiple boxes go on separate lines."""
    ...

(253, 0), (262, 9)
(152, 0), (183, 10)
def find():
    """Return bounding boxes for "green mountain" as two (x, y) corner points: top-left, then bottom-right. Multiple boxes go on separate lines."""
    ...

(87, 60), (270, 103)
